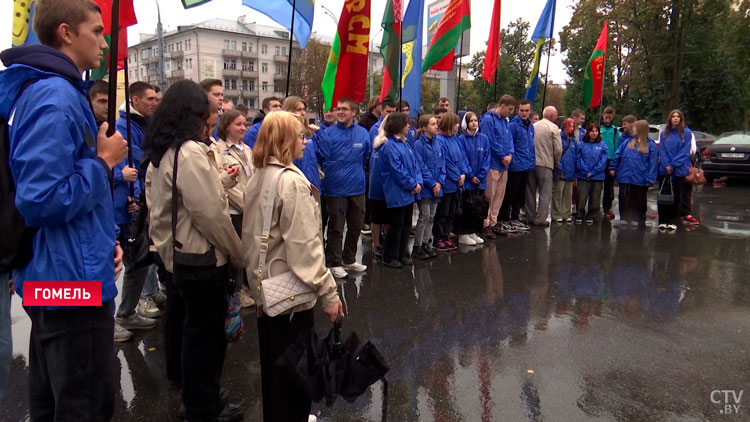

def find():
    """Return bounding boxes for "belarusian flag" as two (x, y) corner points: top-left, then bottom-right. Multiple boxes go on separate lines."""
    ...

(378, 0), (402, 103)
(421, 0), (470, 72)
(583, 19), (608, 109)
(91, 0), (137, 80)
(320, 0), (371, 111)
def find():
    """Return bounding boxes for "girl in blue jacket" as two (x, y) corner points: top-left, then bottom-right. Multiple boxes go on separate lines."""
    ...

(575, 123), (609, 224)
(657, 109), (693, 230)
(432, 113), (469, 251)
(456, 112), (490, 245)
(552, 118), (578, 223)
(610, 117), (658, 227)
(380, 113), (423, 268)
(411, 114), (444, 260)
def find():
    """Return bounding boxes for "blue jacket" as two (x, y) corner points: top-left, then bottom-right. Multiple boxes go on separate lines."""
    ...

(575, 140), (609, 181)
(316, 122), (370, 197)
(611, 138), (658, 186)
(459, 130), (490, 190)
(369, 143), (387, 201)
(558, 132), (577, 181)
(412, 133), (446, 198)
(381, 137), (423, 208)
(437, 134), (470, 194)
(113, 111), (146, 224)
(1, 45), (118, 308)
(658, 128), (693, 177)
(508, 115), (535, 172)
(243, 121), (261, 148)
(293, 136), (321, 190)
(405, 125), (418, 146)
(369, 115), (384, 142)
(479, 111), (513, 171)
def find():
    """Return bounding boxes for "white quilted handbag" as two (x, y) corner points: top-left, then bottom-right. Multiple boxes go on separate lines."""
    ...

(256, 167), (316, 318)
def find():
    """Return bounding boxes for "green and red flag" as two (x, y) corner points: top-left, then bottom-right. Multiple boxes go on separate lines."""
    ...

(421, 0), (470, 72)
(378, 0), (403, 103)
(583, 19), (608, 109)
(91, 0), (137, 80)
(321, 0), (372, 111)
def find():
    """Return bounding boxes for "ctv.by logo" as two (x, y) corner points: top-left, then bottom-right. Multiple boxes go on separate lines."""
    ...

(711, 390), (743, 415)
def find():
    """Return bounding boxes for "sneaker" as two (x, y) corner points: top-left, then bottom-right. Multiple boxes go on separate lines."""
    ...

(458, 234), (476, 246)
(238, 290), (255, 308)
(116, 313), (157, 330)
(482, 226), (497, 239)
(411, 246), (430, 260)
(423, 244), (438, 258)
(309, 415), (318, 422)
(502, 222), (519, 233)
(446, 239), (459, 250)
(554, 219), (564, 224)
(330, 266), (349, 278)
(585, 219), (594, 225)
(400, 255), (414, 265)
(137, 298), (161, 318)
(373, 245), (383, 258)
(667, 224), (677, 231)
(343, 262), (367, 272)
(603, 210), (615, 220)
(658, 223), (667, 230)
(565, 218), (573, 224)
(470, 233), (485, 244)
(114, 322), (133, 342)
(361, 224), (372, 235)
(683, 215), (700, 225)
(149, 291), (167, 305)
(511, 220), (531, 231)
(575, 219), (583, 225)
(383, 259), (403, 268)
(435, 240), (452, 251)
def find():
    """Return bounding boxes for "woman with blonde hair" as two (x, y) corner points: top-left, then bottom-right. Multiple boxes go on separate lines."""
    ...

(242, 111), (343, 421)
(432, 112), (468, 250)
(368, 113), (392, 258)
(610, 119), (658, 227)
(282, 96), (322, 193)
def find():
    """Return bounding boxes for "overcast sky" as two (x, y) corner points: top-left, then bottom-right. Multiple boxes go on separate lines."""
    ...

(2, 0), (575, 82)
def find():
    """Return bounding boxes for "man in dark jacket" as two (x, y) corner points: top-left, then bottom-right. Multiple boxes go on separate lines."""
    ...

(0, 0), (128, 418)
(358, 96), (381, 131)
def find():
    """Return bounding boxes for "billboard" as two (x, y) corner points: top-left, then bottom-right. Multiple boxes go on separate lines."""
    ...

(427, 0), (470, 58)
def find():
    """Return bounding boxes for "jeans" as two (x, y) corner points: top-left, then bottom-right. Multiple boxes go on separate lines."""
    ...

(116, 224), (151, 319)
(324, 195), (366, 267)
(499, 170), (528, 222)
(415, 197), (440, 247)
(524, 167), (554, 224)
(140, 265), (159, 297)
(484, 169), (508, 227)
(576, 180), (604, 221)
(25, 302), (115, 421)
(0, 272), (10, 401)
(551, 180), (575, 220)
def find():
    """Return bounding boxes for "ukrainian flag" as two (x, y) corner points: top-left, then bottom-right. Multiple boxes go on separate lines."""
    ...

(12, 0), (39, 46)
(242, 0), (315, 48)
(525, 0), (556, 107)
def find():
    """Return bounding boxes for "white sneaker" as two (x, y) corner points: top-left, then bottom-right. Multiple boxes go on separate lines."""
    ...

(308, 415), (317, 422)
(470, 233), (485, 244)
(116, 313), (157, 330)
(330, 266), (349, 278)
(667, 224), (677, 231)
(343, 262), (367, 272)
(458, 234), (476, 246)
(114, 322), (133, 342)
(136, 298), (161, 318)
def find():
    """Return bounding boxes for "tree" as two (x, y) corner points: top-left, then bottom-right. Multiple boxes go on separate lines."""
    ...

(288, 37), (329, 115)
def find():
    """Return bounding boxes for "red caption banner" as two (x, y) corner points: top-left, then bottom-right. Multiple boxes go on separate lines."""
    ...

(23, 281), (103, 306)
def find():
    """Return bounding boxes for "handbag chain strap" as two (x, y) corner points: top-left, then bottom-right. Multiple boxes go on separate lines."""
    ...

(256, 166), (287, 282)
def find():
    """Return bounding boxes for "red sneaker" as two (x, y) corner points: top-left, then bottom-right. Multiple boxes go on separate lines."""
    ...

(683, 215), (700, 225)
(603, 210), (615, 220)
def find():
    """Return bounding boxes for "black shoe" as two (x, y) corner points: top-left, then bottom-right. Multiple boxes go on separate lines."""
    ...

(383, 259), (403, 268)
(411, 246), (430, 260)
(401, 255), (414, 265)
(482, 226), (497, 239)
(424, 245), (438, 258)
(180, 392), (233, 421)
(373, 245), (383, 258)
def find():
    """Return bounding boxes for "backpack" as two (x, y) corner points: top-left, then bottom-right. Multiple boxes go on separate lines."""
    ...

(0, 78), (48, 272)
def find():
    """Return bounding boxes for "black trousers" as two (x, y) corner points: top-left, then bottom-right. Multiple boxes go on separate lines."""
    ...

(155, 256), (183, 387)
(176, 265), (230, 420)
(25, 302), (115, 422)
(257, 309), (315, 422)
(658, 175), (685, 225)
(433, 192), (458, 241)
(385, 203), (414, 261)
(680, 180), (693, 217)
(618, 183), (649, 223)
(499, 170), (528, 222)
(603, 160), (616, 211)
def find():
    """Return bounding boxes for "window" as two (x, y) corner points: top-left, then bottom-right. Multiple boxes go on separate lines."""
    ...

(187, 58), (193, 69)
(224, 40), (230, 49)
(275, 46), (280, 56)
(249, 99), (255, 109)
(249, 62), (255, 72)
(186, 39), (192, 50)
(249, 43), (253, 52)
(261, 62), (268, 73)
(262, 81), (268, 91)
(231, 40), (237, 50)
(241, 60), (248, 71)
(242, 42), (247, 51)
(275, 64), (282, 75)
(224, 61), (229, 70)
(261, 44), (267, 54)
(224, 79), (230, 89)
(249, 80), (255, 91)
(230, 59), (237, 70)
(141, 68), (145, 77)
(177, 59), (183, 70)
(142, 49), (151, 59)
(242, 80), (248, 91)
(281, 47), (287, 56)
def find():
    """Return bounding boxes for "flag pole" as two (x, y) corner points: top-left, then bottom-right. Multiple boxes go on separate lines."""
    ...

(106, 0), (121, 136)
(286, 0), (297, 98)
(123, 57), (134, 199)
(398, 20), (403, 103)
(541, 37), (553, 108)
(456, 32), (464, 111)
(493, 66), (498, 102)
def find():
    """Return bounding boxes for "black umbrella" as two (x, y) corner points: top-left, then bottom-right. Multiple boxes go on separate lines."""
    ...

(276, 318), (389, 407)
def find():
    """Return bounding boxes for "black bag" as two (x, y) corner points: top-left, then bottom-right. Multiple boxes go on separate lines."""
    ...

(657, 176), (675, 205)
(0, 78), (49, 272)
(126, 191), (154, 269)
(171, 142), (218, 286)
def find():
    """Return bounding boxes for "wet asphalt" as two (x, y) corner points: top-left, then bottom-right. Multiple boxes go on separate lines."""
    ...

(3, 180), (750, 422)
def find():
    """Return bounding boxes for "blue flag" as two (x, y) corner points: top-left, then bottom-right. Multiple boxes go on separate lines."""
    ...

(525, 0), (556, 107)
(400, 0), (424, 118)
(242, 0), (315, 48)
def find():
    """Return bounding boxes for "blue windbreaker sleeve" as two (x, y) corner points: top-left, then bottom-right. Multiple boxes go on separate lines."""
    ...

(675, 129), (693, 169)
(478, 134), (491, 180)
(658, 134), (674, 171)
(595, 144), (609, 174)
(315, 128), (329, 166)
(364, 133), (372, 171)
(611, 142), (627, 173)
(459, 135), (474, 179)
(648, 141), (659, 185)
(384, 143), (417, 192)
(419, 154), (435, 190)
(459, 139), (471, 176)
(576, 143), (586, 174)
(506, 122), (515, 157)
(113, 165), (123, 183)
(10, 103), (112, 227)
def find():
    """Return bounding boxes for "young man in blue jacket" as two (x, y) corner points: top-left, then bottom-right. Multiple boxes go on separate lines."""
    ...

(0, 0), (128, 418)
(242, 96), (281, 148)
(479, 94), (515, 236)
(317, 98), (371, 278)
(500, 99), (535, 232)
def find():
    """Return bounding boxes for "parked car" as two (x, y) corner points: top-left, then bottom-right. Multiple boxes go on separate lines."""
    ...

(701, 132), (750, 182)
(649, 124), (663, 143)
(693, 131), (717, 151)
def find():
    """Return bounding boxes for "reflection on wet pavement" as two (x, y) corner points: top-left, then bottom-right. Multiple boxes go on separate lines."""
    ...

(3, 184), (750, 421)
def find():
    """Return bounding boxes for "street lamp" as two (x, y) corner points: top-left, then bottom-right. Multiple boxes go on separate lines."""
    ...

(320, 5), (339, 26)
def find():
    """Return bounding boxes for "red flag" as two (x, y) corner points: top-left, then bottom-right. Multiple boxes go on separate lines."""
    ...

(378, 0), (403, 102)
(482, 0), (501, 83)
(583, 19), (608, 109)
(421, 0), (471, 72)
(91, 0), (137, 78)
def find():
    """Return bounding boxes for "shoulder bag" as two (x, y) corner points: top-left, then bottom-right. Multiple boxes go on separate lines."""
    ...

(256, 167), (316, 318)
(657, 176), (675, 205)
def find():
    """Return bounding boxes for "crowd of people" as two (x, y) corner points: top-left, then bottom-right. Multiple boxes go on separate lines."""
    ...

(0, 1), (703, 421)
